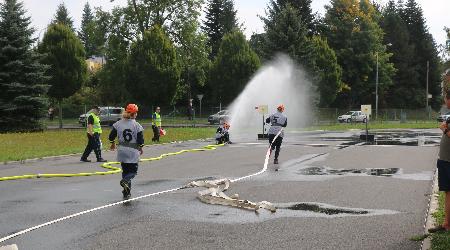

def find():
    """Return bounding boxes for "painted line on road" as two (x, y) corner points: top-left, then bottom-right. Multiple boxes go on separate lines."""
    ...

(0, 130), (329, 244)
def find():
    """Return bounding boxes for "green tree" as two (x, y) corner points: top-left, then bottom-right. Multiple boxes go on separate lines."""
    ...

(210, 30), (260, 105)
(52, 3), (74, 31)
(203, 0), (240, 58)
(266, 0), (317, 35)
(380, 0), (415, 108)
(261, 3), (343, 106)
(78, 2), (97, 57)
(39, 24), (87, 128)
(323, 0), (395, 108)
(262, 3), (314, 68)
(127, 25), (180, 107)
(400, 0), (441, 109)
(175, 29), (211, 105)
(446, 27), (450, 54)
(310, 36), (343, 107)
(249, 33), (266, 60)
(0, 0), (49, 132)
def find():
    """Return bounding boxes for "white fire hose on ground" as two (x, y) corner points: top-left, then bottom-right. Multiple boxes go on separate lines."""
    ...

(185, 130), (282, 213)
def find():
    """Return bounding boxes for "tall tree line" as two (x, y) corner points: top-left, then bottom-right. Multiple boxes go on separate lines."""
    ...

(1, 0), (445, 132)
(0, 0), (49, 132)
(380, 0), (441, 109)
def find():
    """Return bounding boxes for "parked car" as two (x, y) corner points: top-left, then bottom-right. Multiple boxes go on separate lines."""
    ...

(338, 111), (368, 123)
(437, 112), (450, 122)
(208, 110), (230, 125)
(79, 107), (124, 126)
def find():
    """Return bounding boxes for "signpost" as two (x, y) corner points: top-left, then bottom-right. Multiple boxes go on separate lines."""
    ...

(360, 105), (373, 142)
(255, 105), (269, 140)
(197, 94), (204, 118)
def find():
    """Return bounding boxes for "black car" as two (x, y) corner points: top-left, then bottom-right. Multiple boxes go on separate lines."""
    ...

(208, 110), (230, 125)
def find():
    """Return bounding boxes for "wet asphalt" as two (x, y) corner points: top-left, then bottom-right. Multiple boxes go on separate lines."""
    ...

(0, 129), (440, 250)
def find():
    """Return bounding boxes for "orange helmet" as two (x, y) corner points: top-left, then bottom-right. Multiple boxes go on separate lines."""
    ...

(277, 104), (285, 112)
(126, 104), (139, 113)
(223, 122), (230, 129)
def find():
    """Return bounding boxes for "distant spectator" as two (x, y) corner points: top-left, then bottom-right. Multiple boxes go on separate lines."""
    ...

(151, 106), (162, 142)
(48, 107), (54, 121)
(187, 101), (194, 120)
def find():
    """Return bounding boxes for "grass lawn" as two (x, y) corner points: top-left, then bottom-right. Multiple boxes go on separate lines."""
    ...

(0, 127), (215, 162)
(431, 192), (450, 250)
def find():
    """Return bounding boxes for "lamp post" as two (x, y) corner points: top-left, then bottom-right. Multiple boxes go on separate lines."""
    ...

(376, 52), (379, 121)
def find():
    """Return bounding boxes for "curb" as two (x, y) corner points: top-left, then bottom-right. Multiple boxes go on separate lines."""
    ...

(422, 168), (439, 250)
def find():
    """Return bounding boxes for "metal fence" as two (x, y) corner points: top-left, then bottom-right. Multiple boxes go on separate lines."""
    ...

(42, 103), (226, 128)
(43, 103), (441, 128)
(313, 108), (439, 125)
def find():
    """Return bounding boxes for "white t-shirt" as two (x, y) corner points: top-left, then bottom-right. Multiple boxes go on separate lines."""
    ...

(113, 119), (144, 163)
(268, 111), (287, 138)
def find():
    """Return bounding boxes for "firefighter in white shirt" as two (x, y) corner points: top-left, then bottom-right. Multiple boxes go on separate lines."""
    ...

(109, 104), (144, 199)
(266, 104), (287, 165)
(215, 122), (231, 144)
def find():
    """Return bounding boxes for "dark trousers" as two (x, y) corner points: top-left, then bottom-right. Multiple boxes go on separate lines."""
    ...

(81, 133), (102, 160)
(216, 133), (230, 144)
(269, 134), (283, 160)
(152, 125), (160, 142)
(121, 163), (138, 188)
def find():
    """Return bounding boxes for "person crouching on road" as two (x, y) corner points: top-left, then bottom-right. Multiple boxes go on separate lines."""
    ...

(216, 122), (232, 144)
(81, 106), (107, 162)
(266, 104), (287, 165)
(109, 104), (144, 199)
(152, 106), (162, 142)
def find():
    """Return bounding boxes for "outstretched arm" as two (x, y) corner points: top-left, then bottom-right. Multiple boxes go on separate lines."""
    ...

(282, 118), (287, 127)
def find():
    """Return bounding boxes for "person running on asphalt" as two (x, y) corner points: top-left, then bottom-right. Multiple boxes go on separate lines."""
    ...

(430, 90), (450, 233)
(109, 104), (144, 199)
(266, 104), (287, 165)
(215, 122), (232, 144)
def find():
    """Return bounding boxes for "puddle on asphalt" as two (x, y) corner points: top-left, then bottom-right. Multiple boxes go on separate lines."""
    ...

(255, 155), (433, 181)
(159, 200), (398, 224)
(291, 143), (329, 147)
(311, 130), (441, 147)
(298, 167), (400, 177)
(281, 203), (369, 215)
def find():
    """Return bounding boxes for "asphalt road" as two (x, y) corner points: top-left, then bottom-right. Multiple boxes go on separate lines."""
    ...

(0, 129), (440, 250)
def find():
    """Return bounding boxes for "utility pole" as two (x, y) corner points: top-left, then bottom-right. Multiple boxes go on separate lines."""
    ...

(426, 60), (429, 109)
(376, 52), (379, 121)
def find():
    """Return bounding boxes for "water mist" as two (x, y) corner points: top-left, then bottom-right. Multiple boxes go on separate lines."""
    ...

(228, 54), (313, 140)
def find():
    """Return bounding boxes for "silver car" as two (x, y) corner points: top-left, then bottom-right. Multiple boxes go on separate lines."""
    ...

(208, 110), (230, 125)
(79, 107), (124, 126)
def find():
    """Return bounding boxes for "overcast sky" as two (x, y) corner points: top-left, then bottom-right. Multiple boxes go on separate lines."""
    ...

(20, 0), (450, 47)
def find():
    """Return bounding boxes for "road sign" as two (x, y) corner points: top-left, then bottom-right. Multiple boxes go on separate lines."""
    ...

(197, 94), (204, 101)
(255, 105), (268, 115)
(361, 105), (372, 116)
